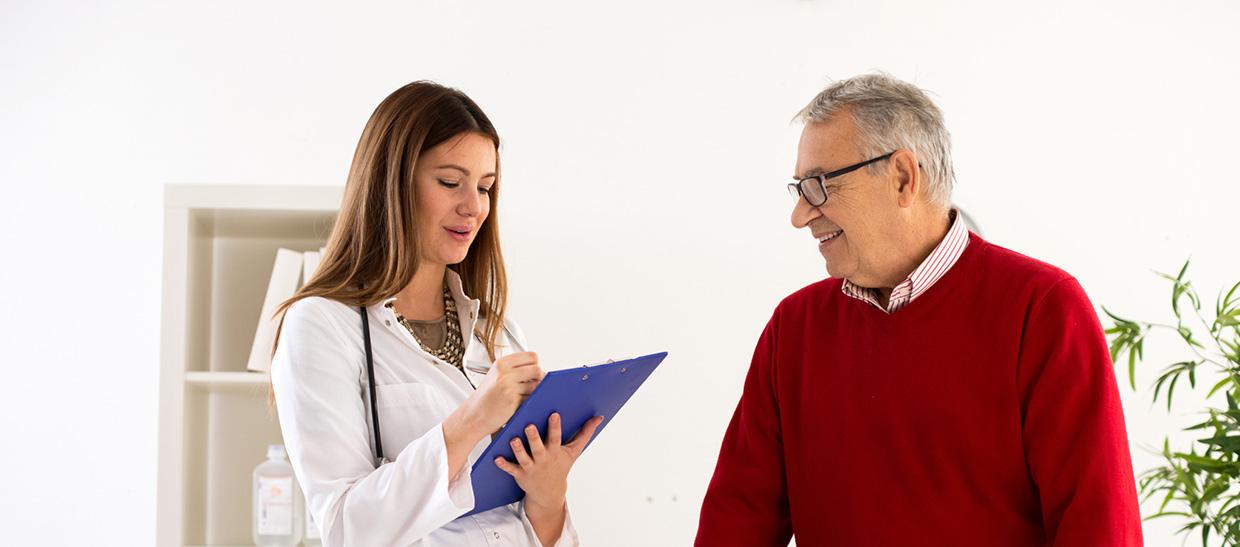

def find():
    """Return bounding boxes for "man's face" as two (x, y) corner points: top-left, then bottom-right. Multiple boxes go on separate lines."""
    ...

(791, 114), (902, 288)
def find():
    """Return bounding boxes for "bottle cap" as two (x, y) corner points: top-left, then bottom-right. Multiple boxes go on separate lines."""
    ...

(267, 444), (286, 460)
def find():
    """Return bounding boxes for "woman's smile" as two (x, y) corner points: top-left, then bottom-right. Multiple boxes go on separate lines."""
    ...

(445, 225), (473, 242)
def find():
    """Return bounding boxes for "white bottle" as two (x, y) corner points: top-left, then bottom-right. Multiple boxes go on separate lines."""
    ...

(253, 444), (303, 547)
(303, 497), (321, 546)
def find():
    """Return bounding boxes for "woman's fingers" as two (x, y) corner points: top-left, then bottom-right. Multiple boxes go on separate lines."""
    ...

(494, 456), (520, 477)
(497, 351), (539, 371)
(511, 364), (544, 383)
(526, 424), (546, 459)
(511, 437), (534, 468)
(547, 413), (563, 446)
(565, 416), (605, 457)
(520, 364), (544, 378)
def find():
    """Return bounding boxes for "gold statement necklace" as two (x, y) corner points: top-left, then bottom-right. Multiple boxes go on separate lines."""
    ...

(385, 284), (465, 370)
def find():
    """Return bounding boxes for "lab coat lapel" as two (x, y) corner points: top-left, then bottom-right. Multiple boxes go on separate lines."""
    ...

(368, 271), (480, 398)
(445, 270), (484, 393)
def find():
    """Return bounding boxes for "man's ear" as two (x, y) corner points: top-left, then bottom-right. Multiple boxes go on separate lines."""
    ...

(890, 149), (921, 208)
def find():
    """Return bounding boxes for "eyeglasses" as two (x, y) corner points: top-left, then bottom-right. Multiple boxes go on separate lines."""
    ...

(787, 151), (895, 207)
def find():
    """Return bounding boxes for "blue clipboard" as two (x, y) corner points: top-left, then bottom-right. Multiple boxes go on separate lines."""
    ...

(461, 351), (668, 517)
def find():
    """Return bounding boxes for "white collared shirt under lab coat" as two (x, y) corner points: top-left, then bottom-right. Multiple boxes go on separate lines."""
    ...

(271, 271), (578, 547)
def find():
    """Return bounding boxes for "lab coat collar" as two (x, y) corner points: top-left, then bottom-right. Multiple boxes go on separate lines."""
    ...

(376, 269), (482, 334)
(372, 269), (487, 395)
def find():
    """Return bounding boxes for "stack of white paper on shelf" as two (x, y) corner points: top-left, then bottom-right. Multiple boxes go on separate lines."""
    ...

(246, 246), (329, 373)
(302, 248), (323, 285)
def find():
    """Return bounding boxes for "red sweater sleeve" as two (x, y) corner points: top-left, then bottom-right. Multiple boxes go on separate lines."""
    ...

(1017, 277), (1143, 546)
(696, 315), (793, 546)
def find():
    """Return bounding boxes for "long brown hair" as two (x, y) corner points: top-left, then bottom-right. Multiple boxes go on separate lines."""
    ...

(272, 81), (508, 368)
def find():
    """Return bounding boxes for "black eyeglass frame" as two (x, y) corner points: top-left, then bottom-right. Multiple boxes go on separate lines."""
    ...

(788, 151), (895, 207)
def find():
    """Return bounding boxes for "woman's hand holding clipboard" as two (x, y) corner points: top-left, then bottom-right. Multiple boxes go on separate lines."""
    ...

(463, 352), (669, 517)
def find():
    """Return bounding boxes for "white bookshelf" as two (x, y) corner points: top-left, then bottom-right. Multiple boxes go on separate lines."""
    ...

(158, 184), (342, 546)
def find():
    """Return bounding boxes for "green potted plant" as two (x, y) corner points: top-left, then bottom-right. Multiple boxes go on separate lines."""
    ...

(1106, 261), (1240, 545)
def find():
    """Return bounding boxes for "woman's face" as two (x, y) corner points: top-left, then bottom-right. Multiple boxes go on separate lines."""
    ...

(412, 131), (497, 266)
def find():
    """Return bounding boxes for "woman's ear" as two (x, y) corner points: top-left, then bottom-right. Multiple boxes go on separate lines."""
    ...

(890, 149), (922, 208)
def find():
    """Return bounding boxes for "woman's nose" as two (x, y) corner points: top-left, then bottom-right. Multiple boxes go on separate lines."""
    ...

(458, 188), (483, 217)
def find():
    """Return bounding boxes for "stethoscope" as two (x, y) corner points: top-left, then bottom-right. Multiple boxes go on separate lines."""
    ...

(359, 305), (523, 466)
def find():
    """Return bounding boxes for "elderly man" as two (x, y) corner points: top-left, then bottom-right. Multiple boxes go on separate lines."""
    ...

(695, 74), (1142, 546)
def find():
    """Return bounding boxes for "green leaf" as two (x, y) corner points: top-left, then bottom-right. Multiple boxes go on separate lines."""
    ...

(1155, 374), (1171, 405)
(1201, 477), (1230, 501)
(1146, 511), (1195, 521)
(1208, 377), (1231, 398)
(1109, 334), (1126, 363)
(1169, 374), (1181, 412)
(1217, 280), (1240, 322)
(1224, 339), (1240, 363)
(1200, 436), (1240, 451)
(1103, 306), (1132, 324)
(1223, 281), (1240, 309)
(1187, 419), (1216, 431)
(1178, 326), (1207, 349)
(1221, 503), (1240, 518)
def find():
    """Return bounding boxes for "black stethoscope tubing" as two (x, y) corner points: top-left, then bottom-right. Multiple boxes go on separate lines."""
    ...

(360, 305), (509, 466)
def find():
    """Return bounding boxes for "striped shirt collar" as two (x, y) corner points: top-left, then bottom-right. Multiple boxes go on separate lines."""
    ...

(841, 209), (970, 314)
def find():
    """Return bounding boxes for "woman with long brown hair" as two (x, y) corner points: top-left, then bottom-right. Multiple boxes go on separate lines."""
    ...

(270, 81), (600, 546)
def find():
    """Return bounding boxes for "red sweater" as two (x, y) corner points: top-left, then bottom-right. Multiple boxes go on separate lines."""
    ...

(696, 233), (1142, 546)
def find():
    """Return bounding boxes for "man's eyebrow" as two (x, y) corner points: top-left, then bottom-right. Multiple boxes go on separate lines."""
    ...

(793, 167), (825, 181)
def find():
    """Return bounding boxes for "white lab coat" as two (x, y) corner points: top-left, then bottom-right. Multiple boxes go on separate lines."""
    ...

(271, 270), (578, 547)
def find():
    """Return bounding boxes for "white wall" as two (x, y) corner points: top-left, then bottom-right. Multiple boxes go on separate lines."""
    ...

(3, 0), (1238, 545)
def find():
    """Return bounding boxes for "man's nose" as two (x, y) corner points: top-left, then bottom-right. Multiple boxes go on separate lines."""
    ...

(790, 196), (821, 229)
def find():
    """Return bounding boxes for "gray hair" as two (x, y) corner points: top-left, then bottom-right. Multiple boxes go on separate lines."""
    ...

(797, 73), (955, 208)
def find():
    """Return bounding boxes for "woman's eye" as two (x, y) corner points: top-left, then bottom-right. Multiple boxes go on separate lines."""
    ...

(438, 179), (460, 188)
(478, 186), (492, 195)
